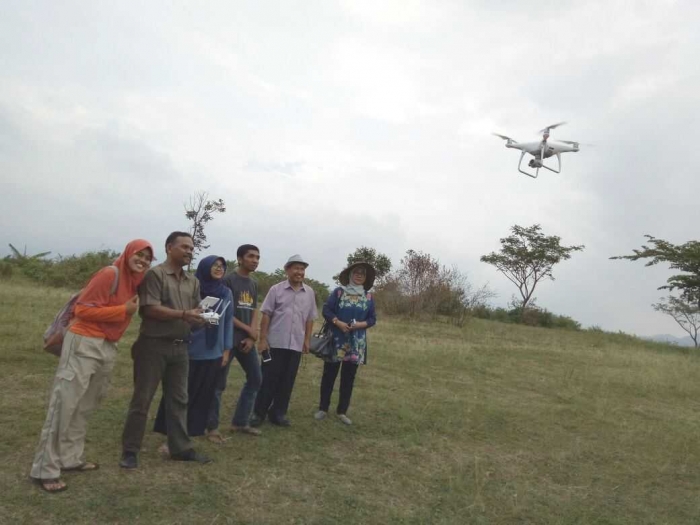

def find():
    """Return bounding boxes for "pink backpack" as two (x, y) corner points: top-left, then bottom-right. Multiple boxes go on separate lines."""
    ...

(43, 266), (119, 356)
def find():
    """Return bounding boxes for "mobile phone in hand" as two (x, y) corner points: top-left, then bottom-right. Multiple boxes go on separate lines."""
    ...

(261, 350), (272, 363)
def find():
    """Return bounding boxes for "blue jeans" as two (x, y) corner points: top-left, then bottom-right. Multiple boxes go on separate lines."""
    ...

(231, 347), (262, 426)
(207, 347), (262, 430)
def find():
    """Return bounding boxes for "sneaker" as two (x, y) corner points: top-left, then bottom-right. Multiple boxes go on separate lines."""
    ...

(119, 452), (138, 470)
(337, 414), (352, 425)
(314, 410), (327, 421)
(171, 449), (213, 464)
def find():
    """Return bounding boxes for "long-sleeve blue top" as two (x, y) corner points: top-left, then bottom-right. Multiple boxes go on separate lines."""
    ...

(322, 287), (376, 364)
(188, 287), (234, 360)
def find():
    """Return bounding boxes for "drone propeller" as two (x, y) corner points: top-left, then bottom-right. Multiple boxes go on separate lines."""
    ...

(559, 139), (594, 147)
(539, 121), (567, 134)
(492, 133), (516, 142)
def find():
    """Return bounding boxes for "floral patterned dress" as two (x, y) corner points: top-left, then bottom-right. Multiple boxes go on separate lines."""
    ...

(322, 287), (377, 365)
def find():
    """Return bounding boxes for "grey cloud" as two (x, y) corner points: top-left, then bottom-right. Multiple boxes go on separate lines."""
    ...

(244, 160), (305, 177)
(73, 127), (183, 185)
(2, 0), (700, 339)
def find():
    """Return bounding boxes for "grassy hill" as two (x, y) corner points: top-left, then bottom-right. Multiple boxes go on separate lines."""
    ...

(2, 278), (700, 524)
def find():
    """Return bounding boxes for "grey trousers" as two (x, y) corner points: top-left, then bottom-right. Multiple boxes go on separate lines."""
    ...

(30, 332), (117, 480)
(121, 336), (192, 456)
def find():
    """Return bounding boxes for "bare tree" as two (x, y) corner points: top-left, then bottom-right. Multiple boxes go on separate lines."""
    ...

(391, 250), (495, 322)
(427, 266), (496, 326)
(184, 192), (226, 269)
(652, 295), (700, 348)
(453, 272), (497, 310)
(395, 250), (441, 315)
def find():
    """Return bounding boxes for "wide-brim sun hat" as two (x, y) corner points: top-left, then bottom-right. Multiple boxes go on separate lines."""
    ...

(284, 254), (309, 269)
(339, 262), (376, 291)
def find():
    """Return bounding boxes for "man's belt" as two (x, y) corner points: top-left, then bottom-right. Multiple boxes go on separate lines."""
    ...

(141, 335), (191, 345)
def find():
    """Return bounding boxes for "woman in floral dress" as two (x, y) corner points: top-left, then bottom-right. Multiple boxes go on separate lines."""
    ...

(315, 262), (377, 425)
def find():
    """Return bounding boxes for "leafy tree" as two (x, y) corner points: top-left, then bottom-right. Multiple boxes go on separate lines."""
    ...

(184, 191), (226, 269)
(611, 235), (700, 307)
(304, 276), (331, 305)
(652, 296), (700, 348)
(480, 224), (584, 310)
(334, 246), (392, 285)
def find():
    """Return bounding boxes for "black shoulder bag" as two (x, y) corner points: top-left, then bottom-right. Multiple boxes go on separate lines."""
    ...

(309, 321), (335, 359)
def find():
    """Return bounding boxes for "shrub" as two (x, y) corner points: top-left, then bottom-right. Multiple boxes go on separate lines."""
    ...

(374, 250), (494, 327)
(0, 260), (13, 279)
(6, 249), (119, 289)
(509, 306), (581, 330)
(46, 250), (121, 288)
(551, 314), (581, 331)
(469, 304), (581, 331)
(373, 279), (409, 316)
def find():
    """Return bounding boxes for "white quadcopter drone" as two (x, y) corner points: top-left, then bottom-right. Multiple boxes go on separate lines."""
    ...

(198, 296), (230, 325)
(493, 122), (580, 178)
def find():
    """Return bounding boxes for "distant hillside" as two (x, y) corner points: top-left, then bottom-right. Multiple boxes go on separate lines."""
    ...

(647, 333), (696, 347)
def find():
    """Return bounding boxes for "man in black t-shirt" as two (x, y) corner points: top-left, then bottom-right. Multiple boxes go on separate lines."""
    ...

(206, 244), (262, 440)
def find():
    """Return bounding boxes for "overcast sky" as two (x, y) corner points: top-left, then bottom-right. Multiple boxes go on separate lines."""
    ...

(2, 0), (699, 337)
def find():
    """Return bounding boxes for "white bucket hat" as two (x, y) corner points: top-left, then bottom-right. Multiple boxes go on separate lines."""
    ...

(284, 254), (309, 269)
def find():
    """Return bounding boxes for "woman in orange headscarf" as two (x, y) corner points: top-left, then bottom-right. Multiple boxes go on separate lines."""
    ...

(30, 239), (154, 493)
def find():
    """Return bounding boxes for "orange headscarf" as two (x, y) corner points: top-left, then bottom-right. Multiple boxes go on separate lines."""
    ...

(71, 239), (154, 341)
(110, 238), (154, 301)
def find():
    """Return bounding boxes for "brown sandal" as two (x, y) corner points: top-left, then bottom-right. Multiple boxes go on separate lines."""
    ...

(231, 425), (262, 436)
(32, 477), (67, 493)
(63, 462), (99, 472)
(206, 430), (227, 444)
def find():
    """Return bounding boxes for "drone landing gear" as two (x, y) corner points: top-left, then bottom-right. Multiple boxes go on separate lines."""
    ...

(518, 151), (538, 178)
(517, 152), (561, 179)
(542, 153), (561, 174)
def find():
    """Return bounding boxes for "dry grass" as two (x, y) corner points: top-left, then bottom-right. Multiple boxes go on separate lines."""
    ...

(2, 278), (700, 524)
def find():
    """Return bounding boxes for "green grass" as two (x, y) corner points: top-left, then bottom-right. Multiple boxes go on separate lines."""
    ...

(2, 277), (700, 524)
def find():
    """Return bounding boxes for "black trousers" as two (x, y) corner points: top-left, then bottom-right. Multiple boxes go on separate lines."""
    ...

(153, 357), (221, 437)
(319, 361), (358, 415)
(254, 348), (301, 421)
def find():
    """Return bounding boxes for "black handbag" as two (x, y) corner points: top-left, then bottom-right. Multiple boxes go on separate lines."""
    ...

(309, 321), (334, 359)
